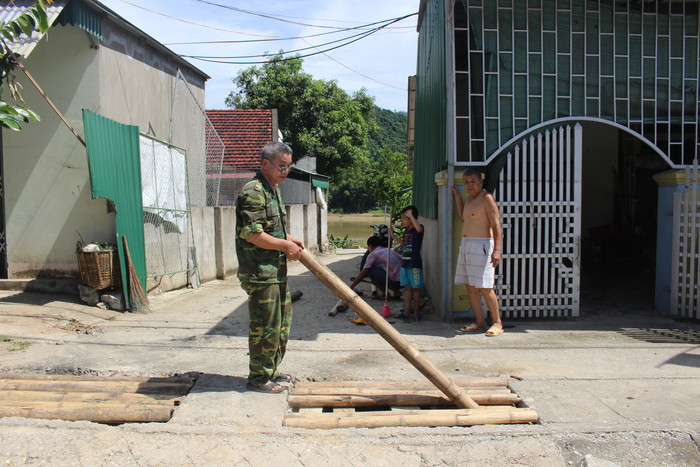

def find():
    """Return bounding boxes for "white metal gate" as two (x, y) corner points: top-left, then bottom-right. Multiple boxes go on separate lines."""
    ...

(670, 158), (700, 319)
(496, 124), (582, 318)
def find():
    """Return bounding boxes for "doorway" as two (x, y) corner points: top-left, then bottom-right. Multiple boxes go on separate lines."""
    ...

(579, 122), (669, 315)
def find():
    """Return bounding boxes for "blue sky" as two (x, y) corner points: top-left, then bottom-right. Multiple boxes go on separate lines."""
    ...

(98, 0), (419, 112)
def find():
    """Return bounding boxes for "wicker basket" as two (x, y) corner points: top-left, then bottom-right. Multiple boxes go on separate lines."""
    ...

(77, 250), (121, 289)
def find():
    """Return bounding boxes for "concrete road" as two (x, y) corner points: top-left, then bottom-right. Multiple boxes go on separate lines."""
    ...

(0, 249), (698, 466)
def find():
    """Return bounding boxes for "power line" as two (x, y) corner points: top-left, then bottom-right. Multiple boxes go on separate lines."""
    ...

(180, 14), (410, 65)
(115, 0), (279, 37)
(181, 22), (387, 59)
(165, 17), (415, 46)
(110, 0), (416, 91)
(188, 0), (376, 29)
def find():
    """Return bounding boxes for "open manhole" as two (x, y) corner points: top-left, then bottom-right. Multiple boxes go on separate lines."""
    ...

(283, 377), (537, 429)
(0, 373), (196, 424)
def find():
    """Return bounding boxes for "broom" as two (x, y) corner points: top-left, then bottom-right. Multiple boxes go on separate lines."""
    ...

(122, 235), (151, 312)
(381, 209), (393, 318)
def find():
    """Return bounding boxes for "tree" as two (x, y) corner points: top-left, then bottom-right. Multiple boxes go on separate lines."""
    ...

(327, 155), (375, 213)
(328, 105), (409, 213)
(0, 0), (52, 131)
(226, 53), (376, 179)
(363, 146), (412, 219)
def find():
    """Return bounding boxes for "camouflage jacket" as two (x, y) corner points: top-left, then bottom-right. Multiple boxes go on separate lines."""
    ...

(235, 172), (288, 284)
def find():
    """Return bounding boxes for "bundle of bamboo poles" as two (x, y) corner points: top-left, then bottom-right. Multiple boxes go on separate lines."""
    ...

(284, 378), (538, 429)
(0, 373), (195, 424)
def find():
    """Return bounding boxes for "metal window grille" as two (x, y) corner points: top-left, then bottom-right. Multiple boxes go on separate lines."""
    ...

(454, 0), (699, 167)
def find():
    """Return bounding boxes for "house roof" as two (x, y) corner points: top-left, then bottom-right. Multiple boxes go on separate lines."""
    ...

(206, 109), (275, 171)
(0, 0), (67, 57)
(1, 0), (209, 80)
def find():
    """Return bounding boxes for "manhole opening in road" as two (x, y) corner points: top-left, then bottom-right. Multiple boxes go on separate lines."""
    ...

(0, 373), (197, 425)
(283, 377), (538, 429)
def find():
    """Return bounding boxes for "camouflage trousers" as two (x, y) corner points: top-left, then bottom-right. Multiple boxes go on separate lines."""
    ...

(242, 281), (292, 386)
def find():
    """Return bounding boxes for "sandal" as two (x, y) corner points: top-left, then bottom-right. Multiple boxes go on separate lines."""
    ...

(394, 312), (410, 319)
(459, 323), (486, 333)
(246, 381), (285, 393)
(485, 325), (504, 337)
(275, 373), (293, 382)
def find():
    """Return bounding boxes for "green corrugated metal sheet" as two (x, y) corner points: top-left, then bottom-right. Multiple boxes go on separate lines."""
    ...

(311, 175), (330, 189)
(83, 110), (145, 308)
(413, 0), (447, 219)
(57, 0), (102, 40)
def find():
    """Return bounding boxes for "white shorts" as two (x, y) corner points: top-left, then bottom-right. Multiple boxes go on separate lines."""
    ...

(454, 238), (495, 288)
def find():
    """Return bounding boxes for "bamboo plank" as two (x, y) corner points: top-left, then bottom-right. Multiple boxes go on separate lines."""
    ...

(0, 380), (194, 395)
(0, 400), (178, 410)
(289, 387), (512, 396)
(0, 390), (183, 405)
(283, 408), (539, 429)
(0, 374), (195, 384)
(292, 378), (508, 390)
(287, 393), (520, 408)
(293, 405), (523, 418)
(0, 406), (174, 424)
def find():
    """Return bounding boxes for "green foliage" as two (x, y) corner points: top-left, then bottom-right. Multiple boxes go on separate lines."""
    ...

(226, 53), (376, 179)
(327, 153), (375, 213)
(328, 106), (408, 213)
(0, 0), (52, 131)
(328, 233), (352, 248)
(368, 107), (407, 158)
(363, 147), (412, 220)
(0, 100), (39, 130)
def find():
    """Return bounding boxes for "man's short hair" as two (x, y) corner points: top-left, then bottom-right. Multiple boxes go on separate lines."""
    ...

(462, 168), (484, 179)
(261, 141), (292, 161)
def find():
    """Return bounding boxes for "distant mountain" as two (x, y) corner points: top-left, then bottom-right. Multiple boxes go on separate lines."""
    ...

(368, 106), (407, 158)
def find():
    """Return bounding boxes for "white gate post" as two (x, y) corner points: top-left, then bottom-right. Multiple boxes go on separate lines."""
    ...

(572, 124), (583, 317)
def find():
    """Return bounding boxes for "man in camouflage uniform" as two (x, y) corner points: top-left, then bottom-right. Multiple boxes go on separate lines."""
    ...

(236, 142), (304, 393)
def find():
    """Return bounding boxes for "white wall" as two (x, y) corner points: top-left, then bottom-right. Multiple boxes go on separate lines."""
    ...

(3, 21), (207, 280)
(4, 26), (111, 278)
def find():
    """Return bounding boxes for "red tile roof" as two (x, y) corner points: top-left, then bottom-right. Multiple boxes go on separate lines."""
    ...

(206, 109), (275, 171)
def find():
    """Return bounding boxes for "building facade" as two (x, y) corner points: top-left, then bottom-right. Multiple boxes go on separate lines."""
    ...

(413, 0), (699, 319)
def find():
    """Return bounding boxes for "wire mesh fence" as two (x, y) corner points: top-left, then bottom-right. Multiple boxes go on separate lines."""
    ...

(170, 69), (253, 207)
(140, 135), (196, 289)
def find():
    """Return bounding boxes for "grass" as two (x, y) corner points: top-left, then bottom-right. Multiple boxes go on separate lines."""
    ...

(9, 341), (31, 352)
(1, 336), (32, 352)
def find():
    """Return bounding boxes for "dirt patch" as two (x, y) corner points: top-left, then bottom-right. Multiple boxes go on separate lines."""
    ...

(53, 317), (103, 335)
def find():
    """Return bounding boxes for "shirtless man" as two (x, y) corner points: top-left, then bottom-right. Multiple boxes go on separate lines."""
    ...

(450, 168), (504, 336)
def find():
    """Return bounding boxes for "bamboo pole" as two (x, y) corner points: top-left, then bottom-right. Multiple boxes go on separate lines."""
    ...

(0, 380), (194, 394)
(0, 374), (195, 383)
(298, 249), (479, 409)
(283, 407), (539, 429)
(0, 406), (174, 423)
(14, 60), (86, 147)
(0, 390), (183, 405)
(292, 377), (509, 389)
(287, 393), (520, 408)
(289, 387), (512, 396)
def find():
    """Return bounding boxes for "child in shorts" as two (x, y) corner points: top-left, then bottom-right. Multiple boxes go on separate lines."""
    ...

(390, 205), (424, 320)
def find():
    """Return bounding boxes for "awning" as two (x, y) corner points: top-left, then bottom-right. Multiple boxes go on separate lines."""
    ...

(311, 175), (330, 189)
